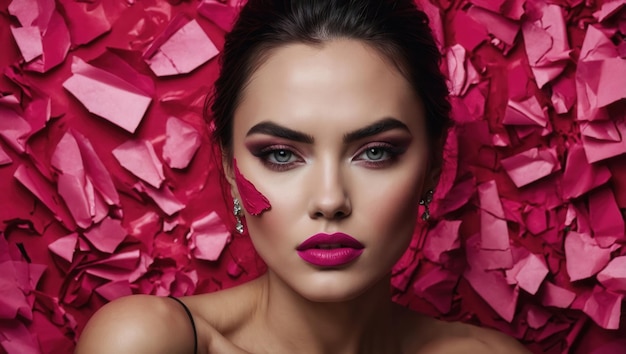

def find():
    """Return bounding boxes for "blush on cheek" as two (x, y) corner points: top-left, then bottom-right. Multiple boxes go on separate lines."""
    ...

(233, 159), (271, 215)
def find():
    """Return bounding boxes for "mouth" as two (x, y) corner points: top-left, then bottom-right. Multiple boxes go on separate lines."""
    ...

(296, 233), (365, 251)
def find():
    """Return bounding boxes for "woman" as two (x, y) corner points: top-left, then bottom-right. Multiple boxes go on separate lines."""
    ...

(76, 1), (529, 353)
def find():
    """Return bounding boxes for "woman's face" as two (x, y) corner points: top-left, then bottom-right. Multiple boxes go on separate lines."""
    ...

(229, 39), (430, 302)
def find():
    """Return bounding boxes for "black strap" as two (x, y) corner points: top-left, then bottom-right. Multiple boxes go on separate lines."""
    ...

(168, 296), (198, 354)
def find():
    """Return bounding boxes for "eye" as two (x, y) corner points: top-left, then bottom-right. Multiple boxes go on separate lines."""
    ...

(362, 147), (387, 161)
(268, 149), (294, 164)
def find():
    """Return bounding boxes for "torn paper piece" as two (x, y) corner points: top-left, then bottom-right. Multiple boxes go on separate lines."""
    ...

(163, 117), (201, 169)
(112, 139), (165, 189)
(540, 282), (576, 308)
(501, 147), (561, 188)
(188, 212), (231, 261)
(13, 164), (77, 230)
(134, 182), (185, 216)
(583, 286), (623, 330)
(144, 18), (219, 76)
(0, 99), (31, 153)
(197, 0), (239, 32)
(73, 130), (120, 206)
(597, 256), (626, 293)
(63, 57), (152, 133)
(466, 6), (519, 48)
(10, 26), (43, 62)
(564, 231), (615, 281)
(423, 220), (461, 263)
(51, 131), (95, 229)
(478, 180), (509, 250)
(562, 143), (611, 199)
(589, 187), (625, 247)
(526, 305), (552, 329)
(581, 118), (626, 163)
(0, 146), (13, 166)
(413, 266), (459, 314)
(83, 218), (127, 253)
(576, 25), (622, 121)
(469, 0), (525, 20)
(451, 11), (487, 52)
(24, 11), (71, 73)
(550, 74), (576, 114)
(47, 233), (78, 264)
(464, 234), (518, 322)
(502, 96), (549, 127)
(593, 1), (626, 22)
(85, 250), (146, 283)
(58, 0), (111, 46)
(95, 280), (132, 301)
(506, 252), (549, 295)
(522, 2), (571, 88)
(7, 0), (41, 27)
(445, 44), (480, 96)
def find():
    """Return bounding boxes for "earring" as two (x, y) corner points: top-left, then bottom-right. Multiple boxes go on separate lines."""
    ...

(233, 198), (244, 234)
(419, 189), (434, 221)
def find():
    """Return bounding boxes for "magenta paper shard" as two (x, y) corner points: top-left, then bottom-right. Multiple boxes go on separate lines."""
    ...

(502, 95), (549, 127)
(466, 5), (519, 48)
(0, 146), (12, 165)
(500, 147), (561, 188)
(445, 44), (480, 96)
(47, 233), (78, 264)
(63, 57), (152, 133)
(0, 95), (31, 153)
(505, 252), (549, 295)
(134, 182), (185, 216)
(163, 117), (202, 169)
(112, 139), (165, 189)
(58, 0), (111, 46)
(83, 217), (127, 254)
(581, 118), (626, 163)
(562, 143), (611, 199)
(197, 0), (239, 32)
(423, 220), (461, 264)
(143, 17), (219, 76)
(583, 286), (623, 330)
(540, 282), (576, 309)
(188, 212), (231, 261)
(588, 187), (625, 246)
(564, 231), (617, 281)
(597, 256), (626, 293)
(478, 181), (509, 251)
(521, 1), (571, 88)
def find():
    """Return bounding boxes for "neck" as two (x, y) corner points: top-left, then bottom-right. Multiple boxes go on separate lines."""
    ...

(255, 271), (403, 354)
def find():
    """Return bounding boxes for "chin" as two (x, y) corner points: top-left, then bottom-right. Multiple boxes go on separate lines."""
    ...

(292, 270), (384, 303)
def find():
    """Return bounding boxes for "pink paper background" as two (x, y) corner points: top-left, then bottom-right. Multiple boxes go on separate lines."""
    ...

(1, 0), (625, 353)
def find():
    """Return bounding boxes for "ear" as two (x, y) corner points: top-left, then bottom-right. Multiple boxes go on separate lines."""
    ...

(221, 150), (239, 199)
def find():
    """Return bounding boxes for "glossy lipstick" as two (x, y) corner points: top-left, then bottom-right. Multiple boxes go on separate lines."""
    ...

(296, 233), (364, 267)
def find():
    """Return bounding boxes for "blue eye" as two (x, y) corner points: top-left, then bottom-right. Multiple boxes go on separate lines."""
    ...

(363, 147), (387, 161)
(269, 149), (293, 163)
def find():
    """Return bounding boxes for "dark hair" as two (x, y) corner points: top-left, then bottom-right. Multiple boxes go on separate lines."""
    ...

(207, 0), (451, 165)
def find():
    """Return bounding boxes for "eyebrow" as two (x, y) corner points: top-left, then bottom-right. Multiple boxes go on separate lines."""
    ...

(246, 117), (410, 143)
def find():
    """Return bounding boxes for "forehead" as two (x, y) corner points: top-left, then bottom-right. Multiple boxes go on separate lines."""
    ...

(234, 39), (424, 135)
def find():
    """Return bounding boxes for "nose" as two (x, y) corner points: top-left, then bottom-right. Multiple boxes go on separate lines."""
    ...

(308, 161), (352, 220)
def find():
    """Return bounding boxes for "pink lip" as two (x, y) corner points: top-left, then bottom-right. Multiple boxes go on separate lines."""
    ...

(296, 233), (364, 267)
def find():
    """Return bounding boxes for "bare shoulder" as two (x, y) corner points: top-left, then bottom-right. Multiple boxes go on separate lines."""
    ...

(75, 295), (196, 354)
(419, 320), (530, 354)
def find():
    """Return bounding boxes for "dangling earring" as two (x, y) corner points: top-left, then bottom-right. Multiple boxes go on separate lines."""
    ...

(419, 189), (434, 221)
(233, 198), (244, 234)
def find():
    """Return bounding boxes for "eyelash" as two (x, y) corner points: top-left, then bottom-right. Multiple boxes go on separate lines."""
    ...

(252, 143), (404, 171)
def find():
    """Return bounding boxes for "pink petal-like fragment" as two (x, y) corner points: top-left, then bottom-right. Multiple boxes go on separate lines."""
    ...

(589, 187), (625, 247)
(478, 180), (509, 250)
(83, 217), (127, 253)
(197, 0), (239, 32)
(144, 19), (219, 76)
(86, 250), (145, 282)
(500, 147), (561, 188)
(562, 143), (611, 199)
(526, 305), (551, 329)
(163, 117), (201, 169)
(0, 98), (31, 153)
(423, 220), (461, 263)
(0, 266), (30, 320)
(112, 139), (165, 189)
(502, 96), (549, 127)
(59, 0), (111, 46)
(47, 233), (78, 263)
(452, 11), (487, 52)
(13, 164), (77, 230)
(95, 280), (132, 301)
(188, 212), (231, 261)
(73, 131), (120, 206)
(564, 231), (614, 281)
(413, 266), (459, 314)
(445, 44), (480, 96)
(466, 6), (519, 47)
(581, 118), (626, 163)
(63, 57), (152, 133)
(134, 182), (185, 216)
(521, 2), (570, 88)
(583, 286), (623, 330)
(550, 75), (576, 114)
(597, 256), (626, 293)
(10, 26), (43, 62)
(0, 145), (13, 165)
(464, 235), (518, 322)
(8, 0), (41, 26)
(506, 252), (549, 295)
(0, 320), (41, 354)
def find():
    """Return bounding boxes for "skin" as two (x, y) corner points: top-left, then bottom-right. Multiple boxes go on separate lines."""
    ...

(75, 39), (530, 354)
